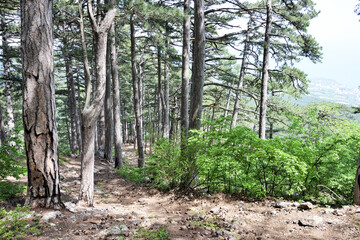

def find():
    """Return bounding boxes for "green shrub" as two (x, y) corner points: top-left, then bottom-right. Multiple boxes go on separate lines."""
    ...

(0, 181), (26, 201)
(0, 131), (26, 180)
(0, 205), (41, 239)
(144, 110), (360, 204)
(135, 226), (170, 240)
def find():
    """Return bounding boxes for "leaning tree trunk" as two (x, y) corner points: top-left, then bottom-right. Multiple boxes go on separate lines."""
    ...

(180, 0), (190, 138)
(110, 23), (123, 168)
(354, 151), (360, 205)
(21, 0), (63, 209)
(78, 0), (116, 207)
(130, 14), (145, 168)
(231, 22), (251, 128)
(258, 0), (272, 139)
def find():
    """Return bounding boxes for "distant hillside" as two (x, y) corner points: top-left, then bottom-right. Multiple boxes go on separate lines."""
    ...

(294, 78), (360, 106)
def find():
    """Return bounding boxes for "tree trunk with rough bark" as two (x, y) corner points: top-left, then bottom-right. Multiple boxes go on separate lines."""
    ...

(110, 23), (123, 168)
(78, 0), (116, 207)
(21, 0), (63, 209)
(259, 0), (272, 139)
(181, 0), (205, 189)
(181, 0), (190, 138)
(189, 0), (206, 130)
(104, 42), (113, 162)
(130, 14), (145, 168)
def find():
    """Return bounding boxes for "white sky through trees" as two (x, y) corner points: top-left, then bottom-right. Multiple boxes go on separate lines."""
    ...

(297, 0), (360, 89)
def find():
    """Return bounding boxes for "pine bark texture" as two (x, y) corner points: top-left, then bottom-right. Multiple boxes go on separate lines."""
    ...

(189, 0), (206, 130)
(110, 23), (123, 168)
(180, 0), (190, 137)
(130, 14), (145, 168)
(21, 0), (63, 208)
(259, 0), (272, 139)
(78, 1), (116, 206)
(354, 151), (360, 205)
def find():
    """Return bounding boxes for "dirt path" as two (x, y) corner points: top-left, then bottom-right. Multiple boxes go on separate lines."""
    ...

(3, 144), (360, 239)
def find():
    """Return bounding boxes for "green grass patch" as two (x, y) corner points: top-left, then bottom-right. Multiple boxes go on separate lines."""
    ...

(135, 226), (170, 240)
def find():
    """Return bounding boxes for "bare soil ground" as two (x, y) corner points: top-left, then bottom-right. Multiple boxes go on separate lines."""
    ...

(2, 144), (360, 240)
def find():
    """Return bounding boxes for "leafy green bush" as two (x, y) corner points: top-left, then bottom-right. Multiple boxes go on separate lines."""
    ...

(118, 165), (146, 183)
(0, 205), (41, 239)
(143, 108), (360, 204)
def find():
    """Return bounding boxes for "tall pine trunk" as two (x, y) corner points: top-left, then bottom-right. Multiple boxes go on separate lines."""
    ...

(130, 14), (145, 168)
(180, 0), (190, 137)
(65, 56), (79, 154)
(259, 0), (272, 139)
(157, 47), (163, 137)
(1, 15), (15, 138)
(189, 0), (205, 130)
(104, 42), (113, 162)
(110, 23), (123, 168)
(163, 28), (170, 139)
(21, 0), (63, 208)
(181, 0), (205, 189)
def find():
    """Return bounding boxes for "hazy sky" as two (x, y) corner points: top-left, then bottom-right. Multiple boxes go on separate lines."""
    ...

(297, 0), (360, 88)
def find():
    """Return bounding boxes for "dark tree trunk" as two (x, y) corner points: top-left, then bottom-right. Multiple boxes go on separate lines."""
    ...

(78, 0), (116, 206)
(21, 0), (63, 209)
(122, 103), (128, 144)
(130, 14), (145, 168)
(180, 0), (190, 137)
(189, 0), (206, 130)
(259, 0), (272, 139)
(354, 151), (360, 205)
(0, 101), (6, 145)
(110, 23), (123, 168)
(104, 42), (113, 162)
(181, 0), (205, 189)
(65, 56), (79, 154)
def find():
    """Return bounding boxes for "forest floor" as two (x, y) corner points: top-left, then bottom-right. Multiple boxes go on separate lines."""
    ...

(2, 143), (360, 240)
